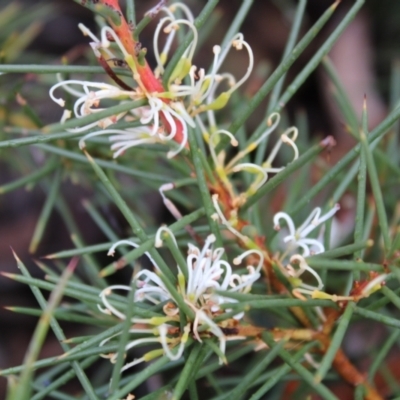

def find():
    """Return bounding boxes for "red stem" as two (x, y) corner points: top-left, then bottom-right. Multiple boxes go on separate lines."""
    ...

(99, 0), (186, 145)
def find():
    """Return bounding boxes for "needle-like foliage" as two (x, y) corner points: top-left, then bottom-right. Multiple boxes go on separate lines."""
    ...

(0, 1), (399, 399)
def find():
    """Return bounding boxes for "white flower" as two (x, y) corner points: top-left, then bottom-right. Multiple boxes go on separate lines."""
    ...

(49, 79), (133, 132)
(273, 204), (341, 258)
(99, 227), (263, 368)
(285, 254), (324, 296)
(49, 19), (192, 158)
(152, 4), (255, 135)
(49, 2), (255, 159)
(208, 113), (300, 203)
(49, 73), (192, 158)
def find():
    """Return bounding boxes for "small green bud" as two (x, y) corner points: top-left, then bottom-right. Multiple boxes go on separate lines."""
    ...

(137, 48), (148, 66)
(169, 57), (191, 85)
(200, 92), (230, 112)
(143, 349), (164, 361)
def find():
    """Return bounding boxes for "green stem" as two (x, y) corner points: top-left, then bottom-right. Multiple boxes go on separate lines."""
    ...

(187, 127), (223, 247)
(85, 151), (194, 318)
(107, 355), (171, 400)
(314, 302), (355, 383)
(274, 0), (365, 114)
(249, 342), (316, 400)
(222, 340), (284, 400)
(36, 143), (167, 181)
(31, 356), (98, 400)
(256, 0), (307, 164)
(161, 232), (189, 281)
(0, 158), (58, 194)
(44, 241), (118, 259)
(126, 0), (135, 25)
(43, 99), (146, 134)
(8, 306), (113, 327)
(0, 65), (130, 75)
(330, 159), (359, 203)
(381, 286), (400, 311)
(173, 343), (204, 400)
(222, 0), (339, 150)
(262, 332), (338, 400)
(9, 256), (98, 400)
(360, 126), (391, 256)
(188, 381), (199, 400)
(268, 0), (307, 113)
(322, 57), (359, 136)
(0, 130), (82, 149)
(368, 329), (400, 382)
(307, 241), (371, 259)
(109, 275), (136, 394)
(133, 14), (153, 41)
(29, 167), (62, 254)
(353, 101), (368, 279)
(306, 259), (383, 272)
(219, 298), (336, 311)
(354, 306), (400, 329)
(219, 0), (253, 49)
(6, 273), (156, 320)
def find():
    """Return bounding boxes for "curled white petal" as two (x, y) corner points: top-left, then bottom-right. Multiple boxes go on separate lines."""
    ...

(289, 254), (324, 290)
(212, 194), (250, 244)
(273, 204), (340, 259)
(233, 249), (264, 273)
(100, 26), (129, 57)
(232, 162), (268, 194)
(155, 226), (178, 248)
(209, 129), (238, 169)
(99, 285), (131, 320)
(108, 239), (160, 271)
(361, 274), (388, 296)
(226, 35), (254, 95)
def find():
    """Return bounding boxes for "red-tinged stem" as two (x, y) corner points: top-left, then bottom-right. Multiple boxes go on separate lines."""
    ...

(98, 0), (186, 145)
(137, 62), (166, 94)
(99, 0), (164, 93)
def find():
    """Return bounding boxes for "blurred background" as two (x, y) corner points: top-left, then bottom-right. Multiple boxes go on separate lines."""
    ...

(0, 0), (399, 397)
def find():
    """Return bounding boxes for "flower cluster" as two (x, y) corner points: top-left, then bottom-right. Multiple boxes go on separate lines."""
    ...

(98, 227), (263, 369)
(273, 204), (341, 260)
(271, 205), (340, 301)
(272, 205), (388, 303)
(49, 2), (254, 159)
(209, 113), (300, 206)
